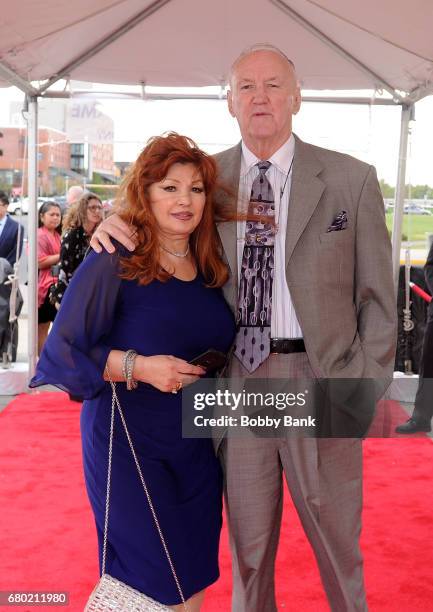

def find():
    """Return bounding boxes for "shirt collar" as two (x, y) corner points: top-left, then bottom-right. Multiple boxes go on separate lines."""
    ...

(0, 215), (7, 229)
(240, 133), (295, 177)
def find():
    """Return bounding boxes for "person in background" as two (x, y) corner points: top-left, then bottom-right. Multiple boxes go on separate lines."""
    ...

(396, 240), (433, 433)
(66, 185), (84, 207)
(0, 191), (24, 266)
(0, 190), (24, 362)
(50, 192), (103, 307)
(37, 201), (61, 355)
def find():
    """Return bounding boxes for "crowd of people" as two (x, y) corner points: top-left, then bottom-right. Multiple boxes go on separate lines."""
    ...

(0, 186), (106, 358)
(35, 189), (103, 355)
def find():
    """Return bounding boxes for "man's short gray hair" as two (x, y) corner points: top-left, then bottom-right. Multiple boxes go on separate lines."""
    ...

(229, 43), (297, 86)
(67, 185), (84, 206)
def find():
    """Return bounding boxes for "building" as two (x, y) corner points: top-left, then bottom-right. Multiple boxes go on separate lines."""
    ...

(70, 141), (117, 182)
(0, 126), (74, 195)
(114, 161), (132, 179)
(0, 127), (25, 193)
(9, 97), (117, 188)
(67, 100), (116, 182)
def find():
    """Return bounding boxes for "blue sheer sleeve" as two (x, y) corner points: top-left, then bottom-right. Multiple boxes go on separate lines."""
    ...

(30, 249), (122, 399)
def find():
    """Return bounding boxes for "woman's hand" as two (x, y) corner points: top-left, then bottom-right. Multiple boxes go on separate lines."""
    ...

(38, 253), (60, 269)
(134, 355), (205, 392)
(89, 213), (138, 254)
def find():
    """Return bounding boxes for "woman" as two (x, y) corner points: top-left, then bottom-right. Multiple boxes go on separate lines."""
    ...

(31, 133), (236, 611)
(50, 192), (103, 307)
(37, 201), (62, 355)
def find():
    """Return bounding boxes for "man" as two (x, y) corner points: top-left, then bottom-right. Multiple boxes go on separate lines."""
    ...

(91, 45), (396, 611)
(396, 240), (433, 433)
(0, 191), (24, 266)
(66, 185), (84, 206)
(0, 190), (24, 362)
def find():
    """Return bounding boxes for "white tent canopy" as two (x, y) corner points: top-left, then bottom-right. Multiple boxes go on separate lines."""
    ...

(1, 0), (432, 99)
(0, 0), (432, 377)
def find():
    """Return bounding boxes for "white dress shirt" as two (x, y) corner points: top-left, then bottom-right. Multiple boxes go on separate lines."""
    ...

(237, 134), (303, 339)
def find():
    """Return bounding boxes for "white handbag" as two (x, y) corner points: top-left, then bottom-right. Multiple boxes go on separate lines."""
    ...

(85, 371), (187, 611)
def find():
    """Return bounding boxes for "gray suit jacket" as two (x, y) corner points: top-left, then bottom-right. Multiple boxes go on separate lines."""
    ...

(214, 135), (397, 384)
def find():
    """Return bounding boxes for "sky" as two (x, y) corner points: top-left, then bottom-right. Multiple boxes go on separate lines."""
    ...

(1, 85), (432, 186)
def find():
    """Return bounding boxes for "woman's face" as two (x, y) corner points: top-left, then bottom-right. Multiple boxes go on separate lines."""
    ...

(40, 205), (61, 231)
(86, 198), (103, 226)
(148, 163), (206, 239)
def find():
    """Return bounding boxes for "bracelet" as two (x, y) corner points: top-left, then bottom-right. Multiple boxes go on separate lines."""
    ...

(121, 351), (128, 381)
(126, 350), (138, 391)
(122, 349), (138, 391)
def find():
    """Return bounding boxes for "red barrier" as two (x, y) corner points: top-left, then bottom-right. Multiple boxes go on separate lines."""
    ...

(410, 282), (432, 303)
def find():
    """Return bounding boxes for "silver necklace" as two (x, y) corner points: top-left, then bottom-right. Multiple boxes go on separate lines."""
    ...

(160, 243), (190, 258)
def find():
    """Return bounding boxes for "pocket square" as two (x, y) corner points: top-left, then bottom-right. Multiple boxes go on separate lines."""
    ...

(327, 210), (348, 232)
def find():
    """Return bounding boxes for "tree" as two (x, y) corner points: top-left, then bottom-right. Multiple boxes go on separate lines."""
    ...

(53, 175), (66, 196)
(88, 172), (118, 199)
(406, 184), (433, 199)
(379, 179), (395, 198)
(379, 180), (433, 200)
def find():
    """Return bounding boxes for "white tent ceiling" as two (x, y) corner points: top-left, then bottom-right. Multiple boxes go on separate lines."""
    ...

(0, 0), (432, 101)
(1, 0), (431, 377)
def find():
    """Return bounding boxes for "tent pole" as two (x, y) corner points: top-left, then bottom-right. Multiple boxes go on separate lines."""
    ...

(270, 0), (403, 102)
(391, 103), (414, 292)
(27, 96), (39, 382)
(0, 61), (39, 96)
(40, 89), (399, 105)
(37, 0), (174, 94)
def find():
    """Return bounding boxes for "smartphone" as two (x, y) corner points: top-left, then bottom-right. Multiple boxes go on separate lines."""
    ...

(189, 349), (227, 373)
(51, 263), (60, 277)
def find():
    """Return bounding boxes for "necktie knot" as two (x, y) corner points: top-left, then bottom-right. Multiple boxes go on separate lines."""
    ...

(257, 161), (271, 175)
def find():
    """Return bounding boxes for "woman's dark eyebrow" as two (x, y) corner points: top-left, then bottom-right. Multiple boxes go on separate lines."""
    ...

(161, 177), (204, 184)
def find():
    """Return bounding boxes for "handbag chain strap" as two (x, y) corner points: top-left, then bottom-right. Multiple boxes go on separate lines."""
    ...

(102, 366), (188, 609)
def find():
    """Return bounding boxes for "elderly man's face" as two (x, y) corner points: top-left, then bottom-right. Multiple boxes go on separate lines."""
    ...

(227, 51), (301, 157)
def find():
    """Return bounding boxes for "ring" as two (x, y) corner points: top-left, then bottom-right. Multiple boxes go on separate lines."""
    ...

(171, 381), (182, 394)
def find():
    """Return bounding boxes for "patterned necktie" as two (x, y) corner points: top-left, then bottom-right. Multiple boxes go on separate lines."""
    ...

(234, 161), (276, 373)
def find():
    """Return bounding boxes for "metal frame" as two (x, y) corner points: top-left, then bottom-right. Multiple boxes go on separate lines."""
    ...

(41, 88), (400, 105)
(0, 62), (39, 97)
(0, 0), (431, 378)
(37, 0), (174, 94)
(26, 97), (39, 380)
(270, 0), (405, 103)
(391, 103), (416, 290)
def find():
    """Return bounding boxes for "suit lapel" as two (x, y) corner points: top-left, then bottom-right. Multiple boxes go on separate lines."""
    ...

(215, 137), (325, 275)
(3, 216), (12, 244)
(215, 143), (241, 281)
(285, 136), (325, 267)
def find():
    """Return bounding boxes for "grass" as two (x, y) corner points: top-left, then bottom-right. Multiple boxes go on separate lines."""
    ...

(385, 212), (433, 243)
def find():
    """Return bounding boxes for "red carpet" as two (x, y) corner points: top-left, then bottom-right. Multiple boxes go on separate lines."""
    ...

(1, 393), (433, 611)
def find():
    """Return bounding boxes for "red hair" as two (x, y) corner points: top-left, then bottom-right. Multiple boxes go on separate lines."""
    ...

(116, 132), (228, 287)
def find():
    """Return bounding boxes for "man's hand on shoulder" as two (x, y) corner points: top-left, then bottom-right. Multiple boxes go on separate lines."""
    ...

(90, 213), (138, 254)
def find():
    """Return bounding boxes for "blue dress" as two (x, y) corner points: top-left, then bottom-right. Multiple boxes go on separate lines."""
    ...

(31, 250), (236, 605)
